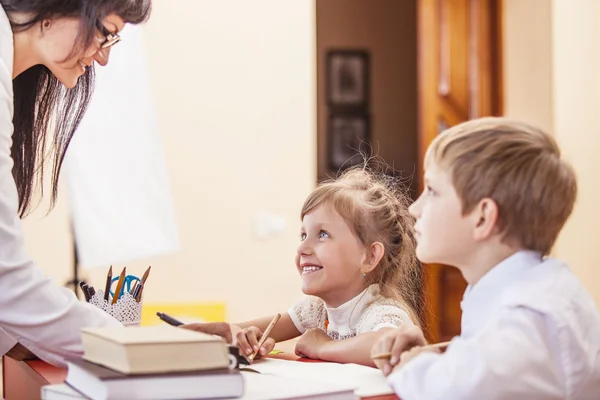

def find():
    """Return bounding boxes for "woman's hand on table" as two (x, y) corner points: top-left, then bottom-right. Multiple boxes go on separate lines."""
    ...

(180, 322), (233, 344)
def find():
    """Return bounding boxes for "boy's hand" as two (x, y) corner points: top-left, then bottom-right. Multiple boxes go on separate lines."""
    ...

(235, 326), (275, 362)
(396, 344), (440, 369)
(371, 326), (427, 376)
(294, 328), (332, 359)
(181, 322), (233, 344)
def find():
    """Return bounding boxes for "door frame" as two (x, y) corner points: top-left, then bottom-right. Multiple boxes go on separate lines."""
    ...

(417, 0), (504, 342)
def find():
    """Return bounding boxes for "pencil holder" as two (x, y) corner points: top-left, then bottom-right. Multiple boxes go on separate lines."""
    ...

(89, 290), (143, 327)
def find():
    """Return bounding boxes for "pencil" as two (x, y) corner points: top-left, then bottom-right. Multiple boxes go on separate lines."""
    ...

(247, 313), (281, 362)
(103, 266), (113, 302)
(111, 267), (127, 305)
(131, 266), (150, 294)
(370, 340), (451, 360)
(140, 266), (151, 285)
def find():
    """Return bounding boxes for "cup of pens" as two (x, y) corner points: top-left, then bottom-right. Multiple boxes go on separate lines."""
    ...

(79, 266), (151, 327)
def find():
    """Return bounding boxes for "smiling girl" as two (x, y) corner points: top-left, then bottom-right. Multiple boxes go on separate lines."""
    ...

(233, 167), (424, 366)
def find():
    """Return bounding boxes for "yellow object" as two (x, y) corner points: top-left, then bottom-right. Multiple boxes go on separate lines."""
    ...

(141, 302), (226, 326)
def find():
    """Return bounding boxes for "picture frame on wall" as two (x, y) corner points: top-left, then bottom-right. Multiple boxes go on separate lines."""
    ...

(326, 50), (370, 109)
(327, 113), (371, 171)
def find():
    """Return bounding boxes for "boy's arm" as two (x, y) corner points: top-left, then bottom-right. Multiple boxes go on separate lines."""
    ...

(387, 307), (562, 400)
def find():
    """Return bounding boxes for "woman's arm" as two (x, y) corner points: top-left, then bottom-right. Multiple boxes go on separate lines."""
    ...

(0, 36), (122, 367)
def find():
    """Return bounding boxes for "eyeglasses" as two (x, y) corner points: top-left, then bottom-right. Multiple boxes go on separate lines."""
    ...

(96, 21), (121, 49)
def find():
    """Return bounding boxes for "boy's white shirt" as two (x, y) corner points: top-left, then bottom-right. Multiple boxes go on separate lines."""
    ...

(0, 5), (122, 366)
(388, 250), (600, 400)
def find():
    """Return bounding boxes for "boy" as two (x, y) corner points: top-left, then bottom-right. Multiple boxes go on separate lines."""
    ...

(371, 117), (600, 399)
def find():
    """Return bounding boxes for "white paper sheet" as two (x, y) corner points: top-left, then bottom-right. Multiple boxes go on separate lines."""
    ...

(243, 358), (394, 398)
(234, 371), (357, 400)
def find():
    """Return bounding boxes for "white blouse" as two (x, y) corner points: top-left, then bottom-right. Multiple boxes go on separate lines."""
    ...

(288, 284), (414, 340)
(0, 5), (121, 367)
(388, 251), (600, 400)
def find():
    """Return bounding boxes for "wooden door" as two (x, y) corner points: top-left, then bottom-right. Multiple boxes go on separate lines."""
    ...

(417, 0), (503, 342)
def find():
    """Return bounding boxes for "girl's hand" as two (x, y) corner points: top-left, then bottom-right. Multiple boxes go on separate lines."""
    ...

(294, 328), (332, 359)
(370, 326), (427, 376)
(235, 326), (275, 362)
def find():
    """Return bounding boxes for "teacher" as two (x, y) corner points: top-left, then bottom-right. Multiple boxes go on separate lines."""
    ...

(0, 0), (231, 367)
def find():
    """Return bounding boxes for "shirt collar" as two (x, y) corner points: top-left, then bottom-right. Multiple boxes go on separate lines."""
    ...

(325, 284), (378, 331)
(460, 250), (542, 335)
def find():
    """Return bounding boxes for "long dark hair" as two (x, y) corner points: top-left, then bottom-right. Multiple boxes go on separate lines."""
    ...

(1, 0), (151, 217)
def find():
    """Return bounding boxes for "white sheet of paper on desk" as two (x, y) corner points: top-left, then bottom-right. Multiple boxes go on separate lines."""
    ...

(244, 358), (394, 397)
(235, 371), (357, 400)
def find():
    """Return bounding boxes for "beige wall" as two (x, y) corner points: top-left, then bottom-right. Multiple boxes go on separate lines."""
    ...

(21, 0), (316, 322)
(550, 0), (600, 304)
(316, 0), (418, 194)
(504, 0), (600, 304)
(502, 0), (554, 133)
(23, 0), (600, 319)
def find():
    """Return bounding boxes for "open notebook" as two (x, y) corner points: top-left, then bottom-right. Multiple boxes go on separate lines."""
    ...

(242, 358), (394, 398)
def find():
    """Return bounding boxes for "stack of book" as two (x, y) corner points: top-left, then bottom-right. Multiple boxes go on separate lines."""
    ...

(42, 325), (243, 400)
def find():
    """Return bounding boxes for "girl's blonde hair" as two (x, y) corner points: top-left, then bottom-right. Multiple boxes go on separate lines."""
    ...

(301, 166), (424, 327)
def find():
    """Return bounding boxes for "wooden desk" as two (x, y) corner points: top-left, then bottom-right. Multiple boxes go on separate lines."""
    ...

(3, 355), (398, 400)
(2, 357), (67, 400)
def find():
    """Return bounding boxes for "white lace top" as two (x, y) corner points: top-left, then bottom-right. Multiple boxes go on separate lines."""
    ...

(288, 284), (414, 340)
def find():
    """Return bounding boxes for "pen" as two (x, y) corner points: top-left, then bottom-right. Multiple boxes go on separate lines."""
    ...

(129, 280), (138, 295)
(247, 313), (281, 362)
(156, 312), (183, 326)
(79, 281), (91, 302)
(103, 266), (112, 302)
(134, 283), (144, 302)
(370, 340), (451, 360)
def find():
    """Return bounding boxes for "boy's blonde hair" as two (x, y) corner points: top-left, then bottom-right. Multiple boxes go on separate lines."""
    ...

(427, 117), (577, 255)
(301, 167), (424, 326)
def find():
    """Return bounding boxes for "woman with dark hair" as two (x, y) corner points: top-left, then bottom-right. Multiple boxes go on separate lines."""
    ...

(0, 0), (153, 367)
(1, 1), (234, 367)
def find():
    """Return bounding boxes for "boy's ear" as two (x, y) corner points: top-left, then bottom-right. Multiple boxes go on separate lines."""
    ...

(363, 242), (385, 273)
(472, 198), (499, 241)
